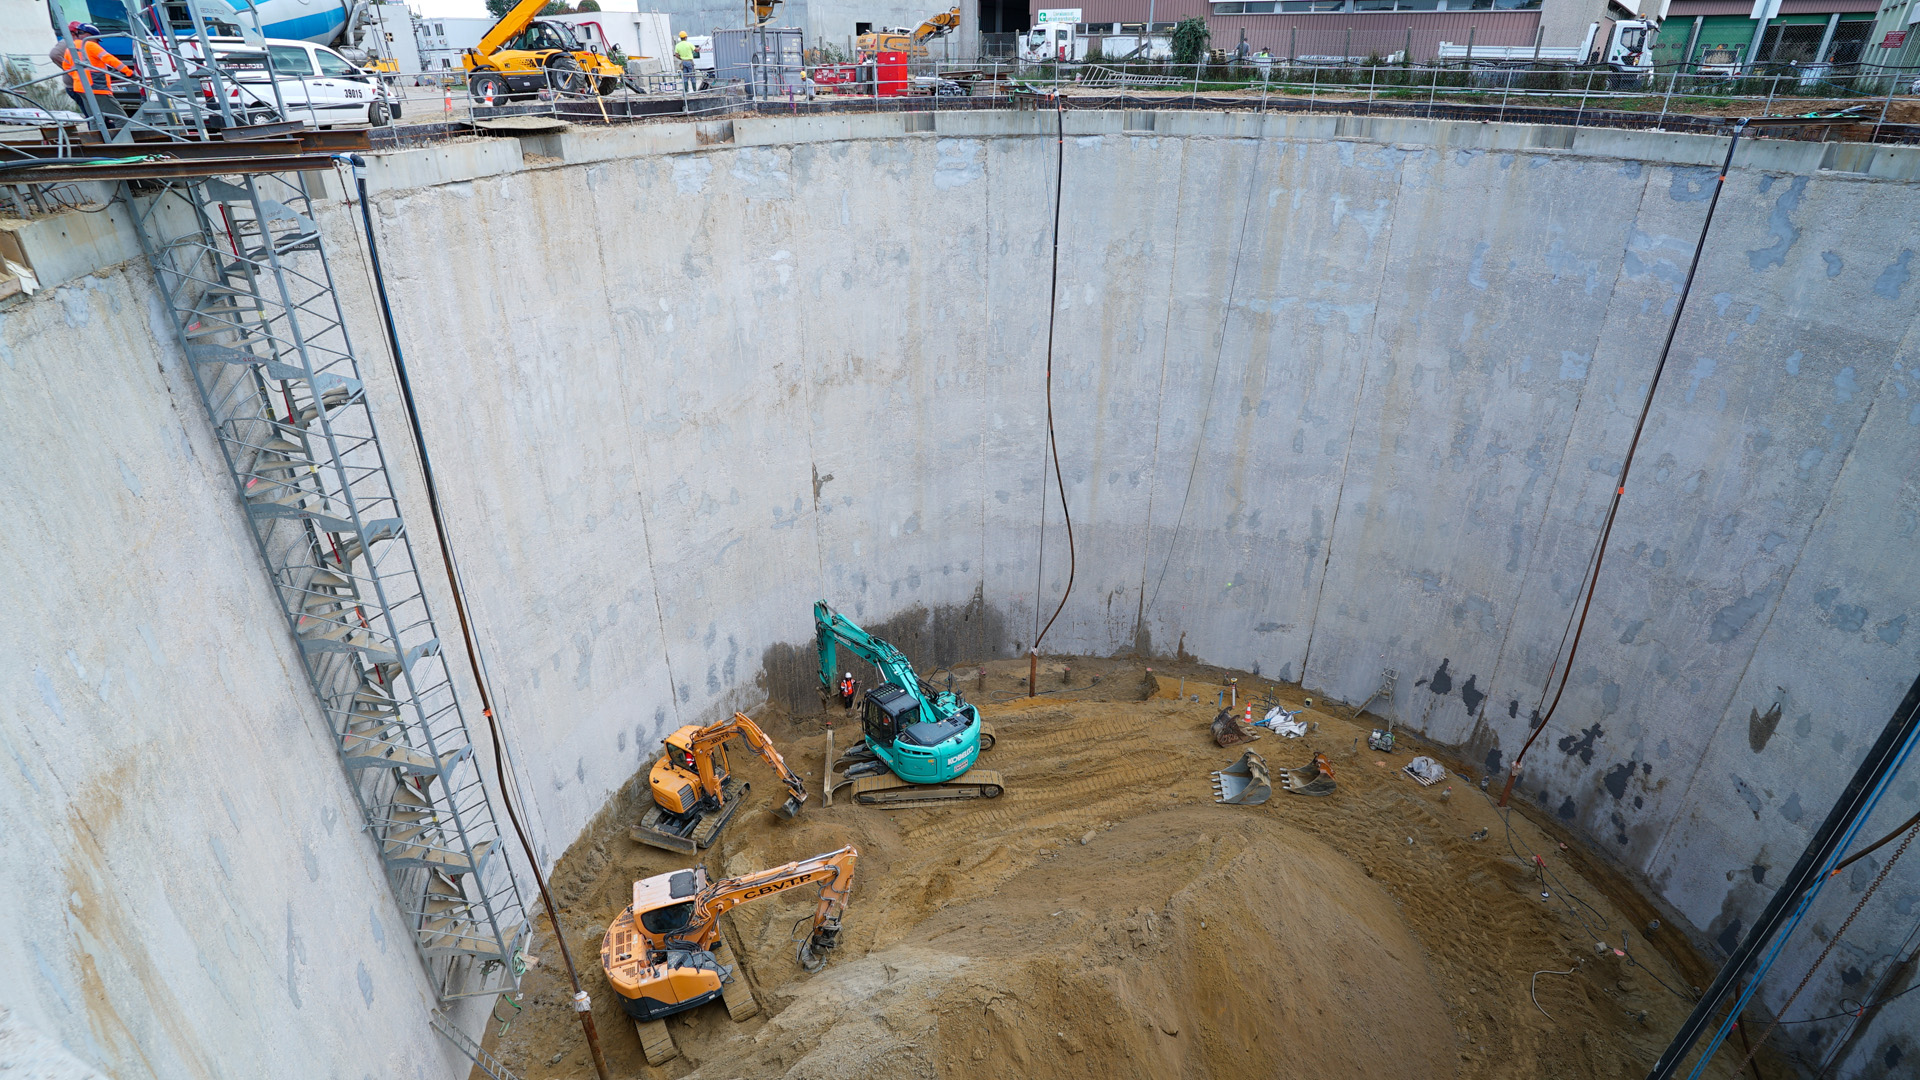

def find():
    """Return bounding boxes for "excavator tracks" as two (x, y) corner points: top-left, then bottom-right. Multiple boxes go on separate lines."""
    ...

(634, 1019), (677, 1066)
(712, 930), (759, 1020)
(850, 767), (1004, 808)
(631, 777), (749, 854)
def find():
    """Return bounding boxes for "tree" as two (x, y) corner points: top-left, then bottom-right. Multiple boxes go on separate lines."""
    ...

(485, 0), (516, 18)
(1170, 17), (1210, 66)
(576, 0), (600, 9)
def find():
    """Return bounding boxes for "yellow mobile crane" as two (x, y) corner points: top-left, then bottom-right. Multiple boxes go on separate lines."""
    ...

(855, 6), (960, 56)
(463, 0), (626, 102)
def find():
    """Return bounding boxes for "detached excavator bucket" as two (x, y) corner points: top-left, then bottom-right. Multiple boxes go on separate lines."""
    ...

(1211, 751), (1273, 805)
(1211, 708), (1260, 747)
(1276, 752), (1338, 797)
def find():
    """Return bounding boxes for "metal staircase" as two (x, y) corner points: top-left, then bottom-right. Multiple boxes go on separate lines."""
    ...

(110, 16), (527, 1002)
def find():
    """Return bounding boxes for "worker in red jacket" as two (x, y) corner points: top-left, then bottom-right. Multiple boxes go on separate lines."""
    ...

(55, 23), (137, 132)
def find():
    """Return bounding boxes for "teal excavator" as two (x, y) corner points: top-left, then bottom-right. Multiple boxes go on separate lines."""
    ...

(814, 601), (1004, 806)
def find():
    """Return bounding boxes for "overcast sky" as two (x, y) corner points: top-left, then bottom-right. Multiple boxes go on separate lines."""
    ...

(410, 0), (491, 17)
(408, 0), (649, 20)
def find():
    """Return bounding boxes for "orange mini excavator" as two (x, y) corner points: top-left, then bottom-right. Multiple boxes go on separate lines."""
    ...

(601, 845), (859, 1065)
(631, 712), (807, 854)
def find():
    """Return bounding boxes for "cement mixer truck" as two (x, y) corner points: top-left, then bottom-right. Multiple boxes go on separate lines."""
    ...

(69, 0), (405, 69)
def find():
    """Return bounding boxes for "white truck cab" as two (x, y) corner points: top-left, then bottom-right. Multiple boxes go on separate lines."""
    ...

(1435, 18), (1658, 71)
(1018, 12), (1172, 64)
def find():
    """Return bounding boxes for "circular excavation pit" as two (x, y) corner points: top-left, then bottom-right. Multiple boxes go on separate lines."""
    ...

(486, 658), (1758, 1080)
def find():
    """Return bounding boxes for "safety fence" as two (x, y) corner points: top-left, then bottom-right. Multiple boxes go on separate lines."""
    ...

(356, 57), (1918, 149)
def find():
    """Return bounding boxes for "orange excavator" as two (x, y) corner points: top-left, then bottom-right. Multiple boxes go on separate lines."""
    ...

(601, 845), (859, 1066)
(631, 712), (807, 854)
(855, 6), (962, 56)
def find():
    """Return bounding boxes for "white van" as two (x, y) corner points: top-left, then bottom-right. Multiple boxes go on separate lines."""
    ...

(206, 38), (399, 128)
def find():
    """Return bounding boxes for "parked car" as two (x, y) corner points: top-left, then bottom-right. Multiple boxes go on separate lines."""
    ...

(202, 37), (399, 128)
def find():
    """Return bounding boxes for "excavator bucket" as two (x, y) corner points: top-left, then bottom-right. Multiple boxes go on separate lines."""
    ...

(1211, 751), (1273, 805)
(773, 790), (805, 821)
(1211, 708), (1260, 747)
(1276, 752), (1338, 797)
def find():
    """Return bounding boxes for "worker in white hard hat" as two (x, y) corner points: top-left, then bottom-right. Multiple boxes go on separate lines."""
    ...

(675, 31), (697, 92)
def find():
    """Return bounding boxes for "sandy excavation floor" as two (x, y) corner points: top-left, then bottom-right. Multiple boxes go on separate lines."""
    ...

(480, 656), (1776, 1080)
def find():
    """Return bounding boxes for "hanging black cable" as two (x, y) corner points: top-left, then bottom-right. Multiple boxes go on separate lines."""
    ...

(1030, 94), (1076, 690)
(344, 156), (612, 1080)
(1499, 120), (1748, 808)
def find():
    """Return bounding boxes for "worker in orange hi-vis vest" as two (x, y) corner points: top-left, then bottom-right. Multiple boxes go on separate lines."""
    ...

(54, 23), (137, 132)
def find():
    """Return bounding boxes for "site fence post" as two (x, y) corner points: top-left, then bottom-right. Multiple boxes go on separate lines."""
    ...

(1576, 67), (1592, 127)
(1310, 63), (1318, 112)
(1763, 71), (1777, 118)
(1368, 60), (1377, 114)
(1290, 27), (1297, 63)
(1428, 60), (1438, 115)
(1405, 27), (1413, 67)
(1656, 64), (1677, 129)
(1874, 76), (1895, 139)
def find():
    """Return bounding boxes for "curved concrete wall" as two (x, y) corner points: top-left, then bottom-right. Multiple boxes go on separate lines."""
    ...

(0, 260), (473, 1077)
(5, 111), (1917, 1077)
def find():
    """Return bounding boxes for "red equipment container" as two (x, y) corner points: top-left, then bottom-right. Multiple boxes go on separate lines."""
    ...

(876, 51), (908, 96)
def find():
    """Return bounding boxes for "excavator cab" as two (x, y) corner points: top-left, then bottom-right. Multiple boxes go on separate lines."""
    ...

(862, 684), (919, 749)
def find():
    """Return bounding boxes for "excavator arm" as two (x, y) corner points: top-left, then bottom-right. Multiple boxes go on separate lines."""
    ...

(814, 600), (927, 701)
(691, 713), (808, 818)
(911, 6), (962, 43)
(695, 845), (858, 971)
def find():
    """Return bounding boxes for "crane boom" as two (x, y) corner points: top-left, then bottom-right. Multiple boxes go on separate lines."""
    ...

(474, 0), (549, 58)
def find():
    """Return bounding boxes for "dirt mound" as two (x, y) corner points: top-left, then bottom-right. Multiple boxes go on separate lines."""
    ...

(696, 808), (1451, 1079)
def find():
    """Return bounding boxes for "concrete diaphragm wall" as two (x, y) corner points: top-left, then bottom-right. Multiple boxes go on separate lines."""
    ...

(2, 110), (1917, 1077)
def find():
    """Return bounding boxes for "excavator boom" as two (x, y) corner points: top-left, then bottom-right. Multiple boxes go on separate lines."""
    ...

(687, 712), (808, 818)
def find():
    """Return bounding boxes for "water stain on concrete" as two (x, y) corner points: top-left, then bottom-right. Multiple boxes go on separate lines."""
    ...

(1558, 722), (1604, 765)
(1749, 702), (1783, 752)
(1604, 761), (1637, 800)
(1745, 175), (1807, 272)
(60, 765), (216, 1077)
(1459, 674), (1485, 714)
